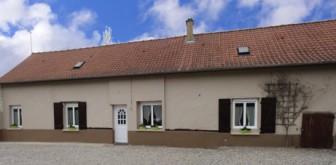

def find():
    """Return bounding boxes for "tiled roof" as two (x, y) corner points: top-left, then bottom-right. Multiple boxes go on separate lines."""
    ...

(1, 20), (336, 84)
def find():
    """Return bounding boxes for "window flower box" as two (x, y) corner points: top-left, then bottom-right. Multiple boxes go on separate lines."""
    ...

(138, 124), (146, 130)
(240, 129), (251, 134)
(151, 125), (159, 130)
(145, 125), (151, 129)
(67, 125), (77, 131)
(138, 124), (162, 131)
(10, 124), (19, 128)
(240, 126), (251, 134)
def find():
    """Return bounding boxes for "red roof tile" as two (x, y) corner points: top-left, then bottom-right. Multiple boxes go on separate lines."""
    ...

(1, 20), (336, 84)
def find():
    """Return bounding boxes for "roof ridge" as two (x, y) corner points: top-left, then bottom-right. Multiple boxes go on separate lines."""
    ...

(32, 19), (336, 55)
(195, 19), (336, 36)
(33, 35), (185, 55)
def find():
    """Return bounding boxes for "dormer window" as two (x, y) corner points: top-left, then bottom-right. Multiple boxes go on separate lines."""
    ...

(73, 61), (85, 69)
(237, 47), (250, 55)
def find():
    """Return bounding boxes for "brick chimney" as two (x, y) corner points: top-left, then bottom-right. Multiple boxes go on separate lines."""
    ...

(185, 18), (195, 43)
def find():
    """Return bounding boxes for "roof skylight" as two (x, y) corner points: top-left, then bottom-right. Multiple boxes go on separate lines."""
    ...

(73, 61), (85, 69)
(237, 47), (250, 55)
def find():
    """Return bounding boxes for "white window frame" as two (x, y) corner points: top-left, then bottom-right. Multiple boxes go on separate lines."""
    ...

(65, 103), (79, 128)
(232, 99), (258, 129)
(140, 102), (162, 128)
(11, 105), (22, 127)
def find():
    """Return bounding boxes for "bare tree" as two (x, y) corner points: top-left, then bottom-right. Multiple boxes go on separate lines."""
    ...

(103, 26), (112, 45)
(264, 73), (313, 146)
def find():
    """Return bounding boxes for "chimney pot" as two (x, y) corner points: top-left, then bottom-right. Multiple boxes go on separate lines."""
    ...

(185, 18), (195, 43)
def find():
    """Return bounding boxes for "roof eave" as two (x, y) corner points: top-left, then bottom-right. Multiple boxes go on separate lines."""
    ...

(1, 61), (336, 85)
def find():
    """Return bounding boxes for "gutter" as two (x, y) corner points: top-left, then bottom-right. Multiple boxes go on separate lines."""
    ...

(1, 61), (336, 85)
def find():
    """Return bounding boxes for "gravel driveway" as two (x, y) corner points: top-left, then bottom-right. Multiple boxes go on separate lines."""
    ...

(0, 142), (335, 165)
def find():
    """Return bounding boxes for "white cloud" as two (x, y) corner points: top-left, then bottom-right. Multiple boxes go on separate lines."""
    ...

(134, 0), (229, 41)
(196, 0), (229, 20)
(237, 0), (323, 26)
(194, 21), (208, 33)
(147, 0), (195, 37)
(131, 33), (157, 42)
(69, 9), (96, 30)
(25, 3), (55, 25)
(0, 0), (25, 32)
(0, 0), (101, 76)
(258, 0), (322, 26)
(238, 0), (260, 8)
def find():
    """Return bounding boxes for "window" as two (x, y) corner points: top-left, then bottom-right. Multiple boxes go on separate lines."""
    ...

(118, 109), (126, 125)
(11, 106), (22, 128)
(73, 61), (85, 69)
(232, 99), (258, 129)
(237, 47), (250, 55)
(140, 102), (162, 128)
(54, 102), (87, 130)
(65, 103), (79, 128)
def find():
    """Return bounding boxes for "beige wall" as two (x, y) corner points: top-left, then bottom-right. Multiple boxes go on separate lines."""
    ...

(165, 66), (336, 135)
(2, 80), (112, 129)
(1, 66), (336, 135)
(165, 72), (265, 132)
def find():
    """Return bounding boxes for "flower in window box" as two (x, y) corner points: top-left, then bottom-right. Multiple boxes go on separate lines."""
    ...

(68, 125), (77, 130)
(151, 125), (159, 130)
(145, 125), (151, 129)
(138, 124), (146, 130)
(10, 124), (18, 128)
(240, 125), (251, 134)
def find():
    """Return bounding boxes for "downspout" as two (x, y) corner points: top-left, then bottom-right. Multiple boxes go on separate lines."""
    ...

(163, 76), (166, 130)
(131, 77), (133, 112)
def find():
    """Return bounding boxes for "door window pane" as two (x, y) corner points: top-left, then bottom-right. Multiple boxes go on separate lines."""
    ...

(118, 109), (126, 125)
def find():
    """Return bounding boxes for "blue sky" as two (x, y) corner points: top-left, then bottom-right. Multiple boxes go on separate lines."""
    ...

(0, 0), (335, 76)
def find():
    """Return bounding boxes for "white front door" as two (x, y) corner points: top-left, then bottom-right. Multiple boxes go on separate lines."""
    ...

(114, 105), (128, 143)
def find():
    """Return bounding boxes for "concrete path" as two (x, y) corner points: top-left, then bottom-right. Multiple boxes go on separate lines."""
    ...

(0, 142), (335, 165)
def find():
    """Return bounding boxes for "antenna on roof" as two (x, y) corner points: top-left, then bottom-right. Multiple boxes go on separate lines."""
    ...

(103, 26), (112, 45)
(17, 24), (33, 54)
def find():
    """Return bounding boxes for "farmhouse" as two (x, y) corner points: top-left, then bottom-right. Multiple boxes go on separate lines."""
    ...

(0, 19), (335, 148)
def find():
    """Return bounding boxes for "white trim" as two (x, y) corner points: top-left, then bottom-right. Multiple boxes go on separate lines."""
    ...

(65, 103), (79, 128)
(232, 99), (258, 129)
(10, 105), (22, 127)
(140, 101), (162, 127)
